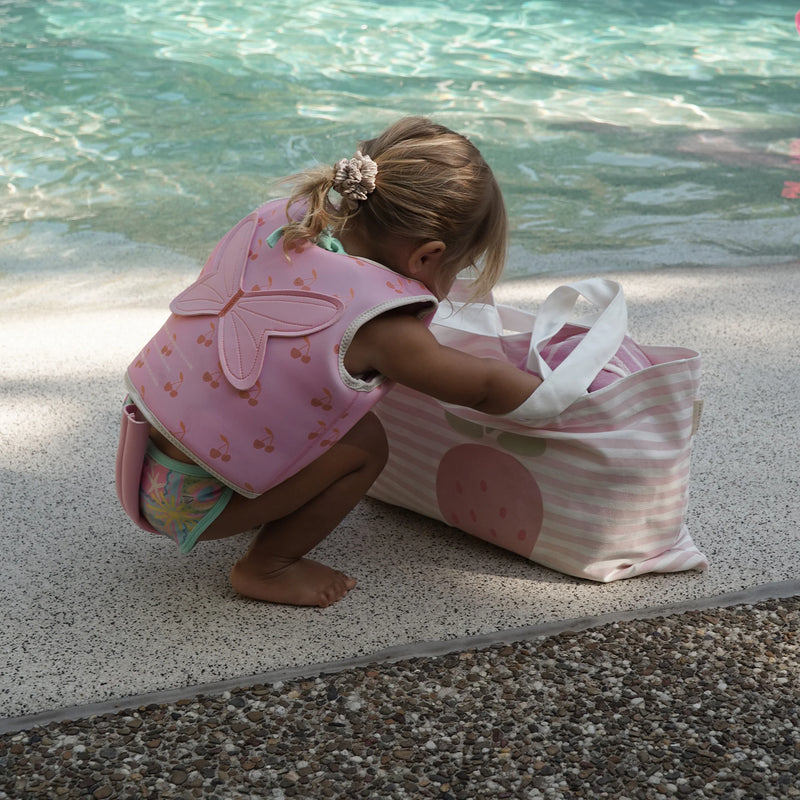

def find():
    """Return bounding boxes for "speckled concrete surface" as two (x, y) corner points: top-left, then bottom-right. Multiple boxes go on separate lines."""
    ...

(2, 247), (798, 724)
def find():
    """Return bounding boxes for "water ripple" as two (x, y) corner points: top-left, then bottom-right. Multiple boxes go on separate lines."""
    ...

(1, 0), (798, 268)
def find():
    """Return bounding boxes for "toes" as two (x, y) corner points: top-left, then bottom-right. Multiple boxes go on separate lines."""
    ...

(334, 570), (357, 590)
(317, 573), (356, 607)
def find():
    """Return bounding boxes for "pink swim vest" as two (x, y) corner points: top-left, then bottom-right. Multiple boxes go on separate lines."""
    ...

(126, 199), (437, 497)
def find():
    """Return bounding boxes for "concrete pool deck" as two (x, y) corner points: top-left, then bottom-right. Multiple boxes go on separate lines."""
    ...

(1, 256), (799, 730)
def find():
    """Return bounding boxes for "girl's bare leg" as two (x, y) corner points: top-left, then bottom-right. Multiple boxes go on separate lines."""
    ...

(198, 412), (388, 607)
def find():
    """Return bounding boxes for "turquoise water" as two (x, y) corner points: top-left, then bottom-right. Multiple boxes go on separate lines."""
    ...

(1, 0), (799, 278)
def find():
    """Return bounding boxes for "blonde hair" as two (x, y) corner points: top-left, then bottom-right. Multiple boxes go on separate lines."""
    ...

(281, 117), (507, 299)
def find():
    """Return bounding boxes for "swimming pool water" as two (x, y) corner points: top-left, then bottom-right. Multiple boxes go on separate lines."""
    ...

(1, 0), (798, 278)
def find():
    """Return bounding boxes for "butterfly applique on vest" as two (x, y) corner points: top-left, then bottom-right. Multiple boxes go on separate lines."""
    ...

(170, 212), (345, 392)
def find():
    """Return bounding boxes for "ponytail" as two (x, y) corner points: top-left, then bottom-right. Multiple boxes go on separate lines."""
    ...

(279, 117), (508, 299)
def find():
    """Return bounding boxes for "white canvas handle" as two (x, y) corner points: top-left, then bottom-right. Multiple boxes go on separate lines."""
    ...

(505, 278), (629, 423)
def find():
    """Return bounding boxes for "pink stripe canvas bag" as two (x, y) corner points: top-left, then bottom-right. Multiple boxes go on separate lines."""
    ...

(368, 278), (708, 582)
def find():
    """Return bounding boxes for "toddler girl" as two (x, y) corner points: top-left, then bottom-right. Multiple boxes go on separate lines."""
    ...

(116, 117), (542, 607)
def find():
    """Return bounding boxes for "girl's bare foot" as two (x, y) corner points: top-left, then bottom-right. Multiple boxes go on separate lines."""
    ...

(230, 556), (357, 607)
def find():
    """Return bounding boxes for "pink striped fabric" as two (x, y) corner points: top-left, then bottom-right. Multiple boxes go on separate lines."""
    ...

(369, 328), (707, 583)
(539, 323), (653, 390)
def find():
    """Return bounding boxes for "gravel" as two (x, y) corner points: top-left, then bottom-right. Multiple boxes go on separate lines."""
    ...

(2, 597), (799, 799)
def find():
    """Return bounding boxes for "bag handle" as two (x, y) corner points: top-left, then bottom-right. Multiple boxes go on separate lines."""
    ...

(506, 278), (629, 422)
(437, 278), (629, 422)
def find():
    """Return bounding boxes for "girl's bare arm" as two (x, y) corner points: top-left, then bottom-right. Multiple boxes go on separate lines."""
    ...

(347, 312), (542, 414)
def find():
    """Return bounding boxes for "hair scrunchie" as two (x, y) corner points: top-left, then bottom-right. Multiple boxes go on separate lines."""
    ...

(332, 151), (378, 201)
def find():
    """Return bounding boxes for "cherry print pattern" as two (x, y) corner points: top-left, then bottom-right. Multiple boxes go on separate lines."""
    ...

(127, 198), (435, 497)
(253, 427), (275, 453)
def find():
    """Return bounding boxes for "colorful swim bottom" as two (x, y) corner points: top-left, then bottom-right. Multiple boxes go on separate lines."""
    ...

(139, 441), (234, 554)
